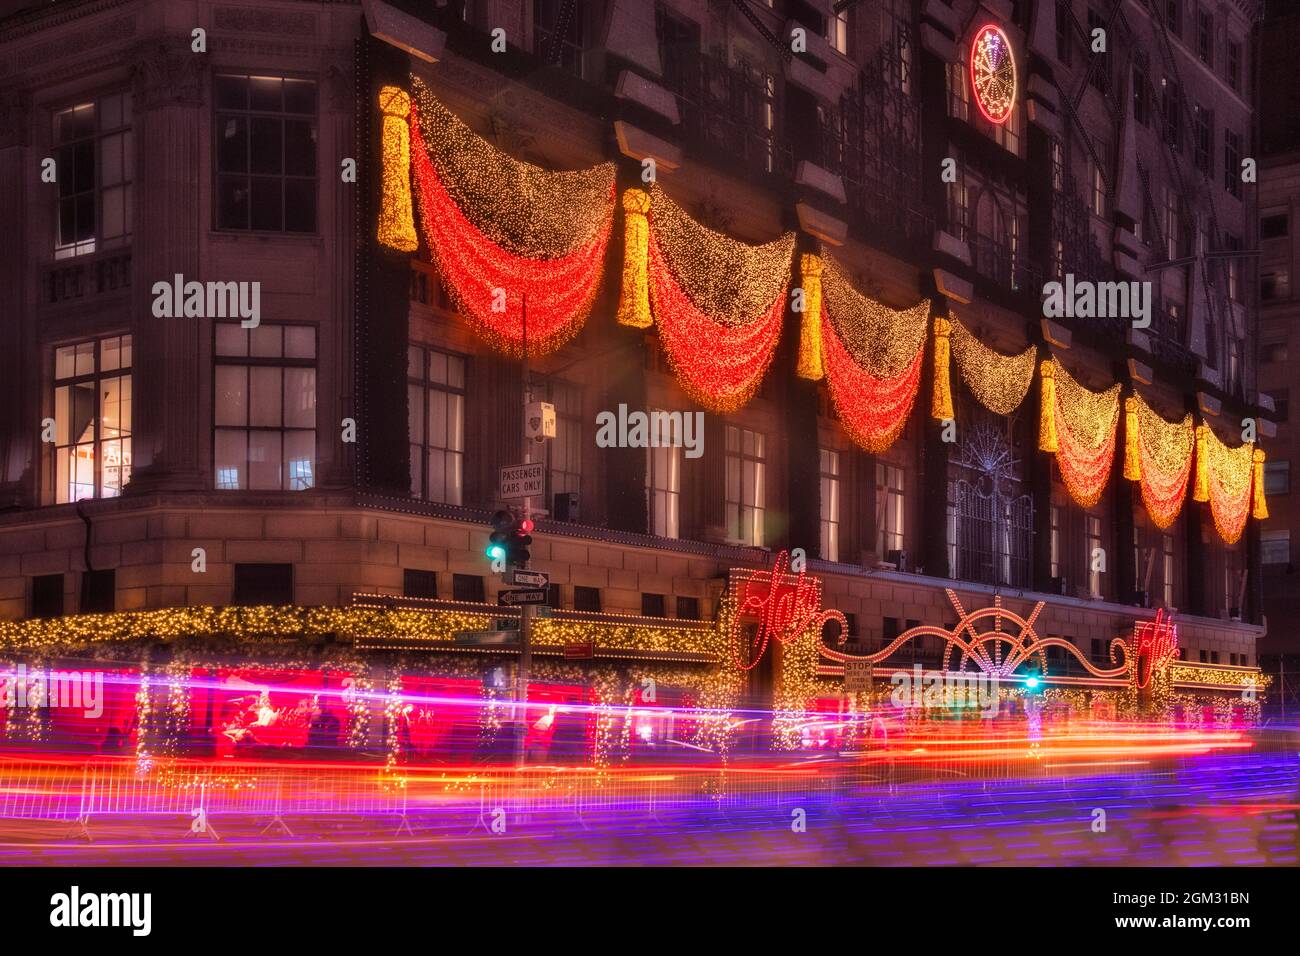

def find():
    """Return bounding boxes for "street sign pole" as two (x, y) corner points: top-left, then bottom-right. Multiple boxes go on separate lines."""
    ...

(516, 294), (532, 769)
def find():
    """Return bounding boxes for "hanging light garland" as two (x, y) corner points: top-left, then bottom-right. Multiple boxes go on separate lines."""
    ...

(1195, 423), (1256, 544)
(377, 86), (418, 252)
(1124, 393), (1194, 529)
(406, 78), (616, 356)
(636, 185), (795, 411)
(949, 316), (1037, 415)
(804, 254), (928, 452)
(1039, 357), (1121, 508)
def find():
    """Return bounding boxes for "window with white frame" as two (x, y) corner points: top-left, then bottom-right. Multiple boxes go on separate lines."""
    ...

(646, 409), (681, 539)
(876, 462), (905, 557)
(408, 345), (465, 505)
(827, 7), (848, 55)
(819, 448), (840, 562)
(50, 335), (132, 502)
(1049, 503), (1062, 579)
(1262, 529), (1290, 566)
(52, 92), (133, 259)
(1162, 533), (1175, 608)
(1086, 513), (1103, 597)
(214, 323), (316, 491)
(725, 425), (765, 546)
(530, 376), (582, 509)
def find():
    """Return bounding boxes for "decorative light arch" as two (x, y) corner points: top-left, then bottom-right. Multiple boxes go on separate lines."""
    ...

(970, 24), (1017, 125)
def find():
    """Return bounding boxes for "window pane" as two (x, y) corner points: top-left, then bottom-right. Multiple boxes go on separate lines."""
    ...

(408, 383), (424, 444)
(408, 345), (423, 379)
(215, 323), (247, 357)
(249, 366), (282, 427)
(283, 430), (314, 490)
(283, 79), (316, 114)
(249, 76), (283, 111)
(428, 389), (447, 447)
(217, 175), (250, 229)
(248, 430), (281, 489)
(284, 325), (315, 358)
(250, 177), (282, 231)
(55, 346), (77, 379)
(250, 323), (282, 358)
(101, 336), (122, 372)
(447, 394), (464, 452)
(215, 365), (248, 426)
(214, 429), (246, 489)
(283, 367), (316, 428)
(249, 117), (282, 174)
(284, 178), (316, 232)
(217, 115), (248, 173)
(283, 119), (316, 176)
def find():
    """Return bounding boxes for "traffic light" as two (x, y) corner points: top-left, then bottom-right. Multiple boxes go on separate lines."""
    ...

(486, 509), (513, 569)
(486, 510), (533, 570)
(510, 517), (533, 568)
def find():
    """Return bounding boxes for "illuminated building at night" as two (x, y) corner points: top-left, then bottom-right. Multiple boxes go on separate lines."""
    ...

(0, 0), (1273, 768)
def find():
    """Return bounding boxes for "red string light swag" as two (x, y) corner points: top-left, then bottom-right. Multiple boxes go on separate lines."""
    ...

(389, 78), (616, 356)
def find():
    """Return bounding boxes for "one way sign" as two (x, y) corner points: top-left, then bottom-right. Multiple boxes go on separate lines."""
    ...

(498, 588), (548, 607)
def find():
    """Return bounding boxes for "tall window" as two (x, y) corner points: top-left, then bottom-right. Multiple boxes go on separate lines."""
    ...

(214, 323), (316, 491)
(408, 345), (465, 504)
(533, 0), (590, 78)
(827, 7), (849, 55)
(1224, 128), (1242, 198)
(214, 74), (317, 232)
(1086, 513), (1103, 597)
(1226, 40), (1242, 92)
(646, 409), (680, 539)
(531, 377), (582, 510)
(1134, 55), (1153, 128)
(1196, 7), (1214, 66)
(1056, 1), (1072, 66)
(725, 425), (765, 546)
(53, 92), (133, 259)
(1161, 78), (1182, 151)
(819, 449), (840, 562)
(876, 462), (905, 557)
(1162, 533), (1175, 607)
(1193, 105), (1213, 175)
(1091, 155), (1107, 217)
(1164, 0), (1181, 38)
(1164, 186), (1181, 260)
(1049, 503), (1062, 578)
(50, 335), (132, 502)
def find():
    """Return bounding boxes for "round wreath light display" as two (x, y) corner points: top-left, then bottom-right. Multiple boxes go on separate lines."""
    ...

(970, 24), (1017, 125)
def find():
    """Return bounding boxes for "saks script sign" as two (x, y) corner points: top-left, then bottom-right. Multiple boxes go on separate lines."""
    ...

(1133, 609), (1180, 689)
(730, 550), (847, 671)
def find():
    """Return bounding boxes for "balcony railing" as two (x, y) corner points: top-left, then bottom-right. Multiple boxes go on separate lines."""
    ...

(823, 51), (931, 245)
(660, 48), (792, 179)
(970, 235), (1043, 297)
(44, 249), (131, 305)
